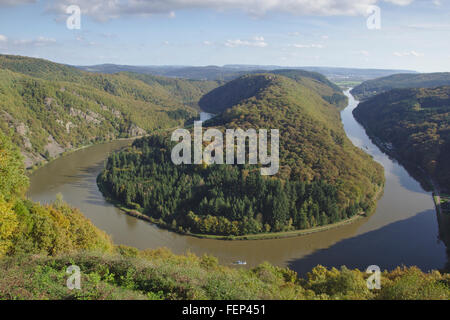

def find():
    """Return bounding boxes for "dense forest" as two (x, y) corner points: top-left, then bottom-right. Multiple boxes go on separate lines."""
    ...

(351, 72), (450, 100)
(353, 86), (450, 193)
(98, 74), (384, 237)
(0, 54), (216, 168)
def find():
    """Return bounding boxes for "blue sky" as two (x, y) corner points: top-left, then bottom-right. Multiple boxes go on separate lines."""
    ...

(0, 0), (449, 72)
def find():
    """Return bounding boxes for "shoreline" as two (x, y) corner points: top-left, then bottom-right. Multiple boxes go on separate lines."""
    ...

(25, 136), (145, 176)
(94, 98), (384, 242)
(352, 113), (448, 218)
(97, 178), (383, 241)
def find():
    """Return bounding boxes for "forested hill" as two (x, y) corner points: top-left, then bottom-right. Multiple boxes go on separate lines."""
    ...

(121, 72), (222, 109)
(204, 74), (383, 200)
(353, 86), (450, 192)
(0, 54), (220, 168)
(199, 71), (347, 113)
(0, 54), (86, 81)
(351, 72), (450, 100)
(98, 74), (384, 237)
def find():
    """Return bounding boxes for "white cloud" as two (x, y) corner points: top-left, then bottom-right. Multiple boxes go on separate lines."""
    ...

(0, 0), (35, 6)
(0, 35), (57, 48)
(26, 36), (56, 46)
(203, 40), (212, 46)
(225, 37), (268, 48)
(394, 50), (424, 57)
(100, 32), (118, 39)
(46, 0), (415, 22)
(358, 50), (370, 56)
(291, 43), (324, 49)
(405, 23), (450, 30)
(384, 0), (413, 5)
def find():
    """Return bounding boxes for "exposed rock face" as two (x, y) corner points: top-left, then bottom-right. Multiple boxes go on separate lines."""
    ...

(16, 122), (28, 136)
(65, 121), (75, 134)
(1, 111), (14, 122)
(69, 107), (104, 124)
(21, 151), (45, 168)
(15, 123), (32, 150)
(2, 104), (144, 169)
(128, 124), (146, 137)
(100, 104), (122, 118)
(23, 137), (32, 149)
(110, 108), (122, 119)
(44, 97), (54, 107)
(56, 119), (76, 133)
(44, 135), (65, 158)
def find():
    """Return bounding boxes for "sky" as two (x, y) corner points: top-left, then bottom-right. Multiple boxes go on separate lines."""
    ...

(0, 0), (449, 72)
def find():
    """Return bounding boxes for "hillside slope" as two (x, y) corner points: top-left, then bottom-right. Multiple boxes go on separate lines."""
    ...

(99, 74), (384, 236)
(0, 131), (113, 257)
(351, 72), (450, 100)
(353, 86), (450, 192)
(203, 74), (383, 199)
(122, 72), (222, 108)
(0, 55), (206, 168)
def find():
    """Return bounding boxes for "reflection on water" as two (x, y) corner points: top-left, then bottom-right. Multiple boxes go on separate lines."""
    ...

(28, 93), (448, 272)
(290, 209), (442, 275)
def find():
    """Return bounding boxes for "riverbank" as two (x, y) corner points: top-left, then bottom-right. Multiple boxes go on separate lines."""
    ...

(434, 193), (450, 216)
(352, 113), (449, 208)
(25, 136), (144, 176)
(352, 110), (450, 221)
(28, 91), (447, 271)
(98, 176), (383, 241)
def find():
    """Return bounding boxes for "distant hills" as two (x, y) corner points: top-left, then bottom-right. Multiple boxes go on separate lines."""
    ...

(76, 63), (416, 82)
(351, 72), (450, 100)
(353, 86), (450, 193)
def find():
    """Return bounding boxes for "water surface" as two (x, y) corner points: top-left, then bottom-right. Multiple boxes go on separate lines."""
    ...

(28, 94), (448, 274)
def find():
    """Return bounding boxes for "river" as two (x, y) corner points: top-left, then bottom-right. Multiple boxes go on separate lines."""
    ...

(27, 91), (448, 274)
